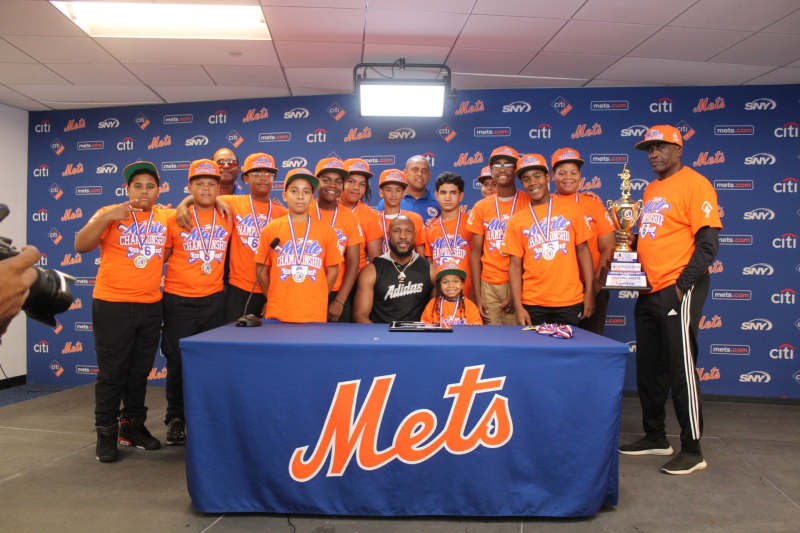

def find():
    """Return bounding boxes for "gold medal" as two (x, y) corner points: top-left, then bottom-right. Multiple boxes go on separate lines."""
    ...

(201, 263), (213, 275)
(134, 255), (148, 269)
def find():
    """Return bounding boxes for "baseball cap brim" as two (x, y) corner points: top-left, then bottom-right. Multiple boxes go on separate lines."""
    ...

(380, 180), (408, 189)
(634, 138), (681, 151)
(489, 154), (519, 165)
(316, 167), (349, 180)
(553, 158), (584, 169)
(515, 164), (549, 177)
(285, 174), (319, 190)
(123, 161), (159, 184)
(477, 175), (493, 183)
(437, 267), (467, 281)
(245, 163), (278, 173)
(349, 169), (373, 179)
(189, 173), (221, 180)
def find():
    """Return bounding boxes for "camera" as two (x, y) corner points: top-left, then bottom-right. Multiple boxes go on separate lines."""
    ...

(0, 204), (74, 327)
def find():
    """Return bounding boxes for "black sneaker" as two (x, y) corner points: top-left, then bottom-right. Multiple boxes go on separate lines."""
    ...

(95, 424), (119, 462)
(118, 417), (161, 450)
(619, 436), (674, 456)
(165, 418), (186, 446)
(661, 451), (707, 475)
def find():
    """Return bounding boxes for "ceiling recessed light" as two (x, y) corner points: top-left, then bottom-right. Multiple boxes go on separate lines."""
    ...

(50, 2), (271, 40)
(229, 51), (243, 57)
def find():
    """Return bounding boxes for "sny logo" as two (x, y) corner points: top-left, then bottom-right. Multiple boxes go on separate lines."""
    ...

(744, 153), (775, 165)
(307, 129), (326, 143)
(740, 371), (770, 383)
(455, 100), (484, 115)
(743, 208), (775, 220)
(282, 157), (308, 169)
(772, 289), (796, 305)
(243, 108), (268, 122)
(773, 233), (797, 249)
(741, 318), (772, 331)
(693, 97), (725, 112)
(551, 96), (572, 115)
(344, 127), (372, 142)
(621, 125), (648, 137)
(227, 130), (243, 148)
(618, 290), (639, 298)
(650, 98), (672, 113)
(502, 101), (530, 113)
(438, 123), (457, 142)
(328, 102), (346, 121)
(284, 107), (309, 119)
(388, 128), (416, 140)
(134, 113), (149, 130)
(209, 110), (227, 124)
(98, 117), (119, 129)
(185, 135), (209, 147)
(742, 263), (773, 275)
(744, 98), (777, 111)
(528, 124), (552, 139)
(288, 365), (512, 482)
(97, 163), (117, 174)
(33, 164), (49, 177)
(64, 118), (85, 132)
(774, 122), (799, 138)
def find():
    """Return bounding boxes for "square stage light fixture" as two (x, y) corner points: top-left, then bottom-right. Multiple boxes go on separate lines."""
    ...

(354, 59), (456, 118)
(50, 2), (271, 40)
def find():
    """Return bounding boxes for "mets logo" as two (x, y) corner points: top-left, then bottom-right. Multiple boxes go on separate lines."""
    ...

(427, 206), (440, 218)
(288, 365), (512, 482)
(640, 197), (671, 239)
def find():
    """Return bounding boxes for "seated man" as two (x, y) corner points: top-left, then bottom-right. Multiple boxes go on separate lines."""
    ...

(353, 216), (434, 324)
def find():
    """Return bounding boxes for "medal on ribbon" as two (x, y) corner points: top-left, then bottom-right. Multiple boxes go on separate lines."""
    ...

(529, 197), (557, 261)
(192, 208), (217, 275)
(131, 210), (154, 269)
(288, 215), (312, 284)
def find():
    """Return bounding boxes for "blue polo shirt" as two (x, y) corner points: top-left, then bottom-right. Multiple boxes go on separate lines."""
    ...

(376, 189), (441, 220)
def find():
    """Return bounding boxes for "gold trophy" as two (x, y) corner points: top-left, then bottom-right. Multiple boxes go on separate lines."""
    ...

(601, 165), (650, 290)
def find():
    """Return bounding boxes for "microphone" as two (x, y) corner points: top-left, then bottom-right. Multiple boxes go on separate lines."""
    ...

(236, 237), (280, 327)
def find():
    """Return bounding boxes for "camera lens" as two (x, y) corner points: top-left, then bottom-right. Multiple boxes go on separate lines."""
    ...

(22, 267), (76, 327)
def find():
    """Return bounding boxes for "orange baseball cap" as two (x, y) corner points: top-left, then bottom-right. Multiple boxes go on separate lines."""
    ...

(489, 146), (520, 165)
(315, 157), (349, 179)
(188, 159), (220, 182)
(516, 153), (549, 177)
(436, 261), (466, 281)
(551, 148), (584, 170)
(242, 153), (278, 174)
(343, 158), (373, 179)
(379, 169), (407, 188)
(635, 125), (683, 151)
(477, 165), (493, 183)
(283, 168), (319, 190)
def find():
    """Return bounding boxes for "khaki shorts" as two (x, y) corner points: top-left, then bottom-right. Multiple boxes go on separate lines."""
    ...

(481, 281), (516, 325)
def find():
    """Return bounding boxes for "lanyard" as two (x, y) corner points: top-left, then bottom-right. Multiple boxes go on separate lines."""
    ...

(316, 203), (338, 228)
(439, 298), (460, 327)
(288, 215), (311, 267)
(131, 210), (153, 252)
(438, 213), (461, 258)
(528, 196), (552, 244)
(249, 196), (272, 236)
(494, 191), (519, 223)
(191, 208), (216, 263)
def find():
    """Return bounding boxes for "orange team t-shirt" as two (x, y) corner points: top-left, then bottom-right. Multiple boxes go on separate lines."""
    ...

(500, 195), (592, 307)
(254, 215), (344, 323)
(554, 192), (616, 273)
(90, 206), (171, 303)
(466, 191), (531, 285)
(425, 212), (474, 299)
(637, 166), (723, 293)
(221, 195), (287, 293)
(421, 297), (484, 326)
(377, 210), (427, 253)
(346, 201), (384, 270)
(310, 200), (365, 292)
(164, 207), (233, 298)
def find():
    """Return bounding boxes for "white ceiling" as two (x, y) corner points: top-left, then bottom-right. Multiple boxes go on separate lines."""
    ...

(1, 0), (799, 111)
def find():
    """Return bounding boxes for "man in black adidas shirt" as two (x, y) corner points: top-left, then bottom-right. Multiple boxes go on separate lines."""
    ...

(354, 216), (434, 323)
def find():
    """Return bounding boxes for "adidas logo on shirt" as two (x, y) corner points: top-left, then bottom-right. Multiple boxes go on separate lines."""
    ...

(384, 283), (424, 300)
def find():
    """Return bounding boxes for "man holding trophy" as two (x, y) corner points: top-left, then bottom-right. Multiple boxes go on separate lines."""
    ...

(613, 125), (722, 475)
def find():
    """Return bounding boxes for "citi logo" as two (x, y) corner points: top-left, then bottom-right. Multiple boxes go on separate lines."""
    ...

(619, 290), (639, 299)
(773, 233), (797, 248)
(770, 344), (794, 359)
(502, 101), (531, 113)
(32, 208), (48, 222)
(64, 118), (86, 132)
(51, 138), (64, 155)
(455, 100), (484, 115)
(344, 127), (372, 142)
(388, 128), (416, 140)
(742, 263), (774, 275)
(96, 163), (117, 174)
(163, 114), (192, 124)
(62, 163), (83, 176)
(98, 118), (119, 129)
(744, 153), (776, 165)
(327, 102), (345, 121)
(774, 177), (797, 193)
(693, 97), (725, 112)
(528, 124), (552, 139)
(572, 123), (601, 139)
(287, 366), (512, 482)
(260, 132), (291, 142)
(621, 125), (648, 137)
(33, 164), (49, 177)
(699, 315), (722, 329)
(772, 288), (796, 305)
(551, 96), (572, 115)
(49, 184), (63, 200)
(422, 152), (435, 167)
(744, 98), (777, 111)
(134, 113), (149, 130)
(741, 318), (772, 331)
(147, 135), (171, 149)
(650, 98), (673, 113)
(474, 127), (510, 137)
(605, 315), (626, 326)
(715, 125), (754, 136)
(740, 371), (770, 383)
(117, 138), (134, 151)
(591, 100), (628, 111)
(77, 140), (103, 150)
(50, 360), (63, 377)
(209, 110), (227, 124)
(712, 289), (750, 300)
(243, 108), (268, 122)
(590, 154), (628, 164)
(693, 151), (724, 167)
(454, 152), (484, 167)
(284, 107), (309, 119)
(183, 135), (208, 147)
(626, 341), (636, 353)
(710, 344), (750, 355)
(34, 341), (49, 353)
(629, 178), (650, 191)
(775, 122), (799, 138)
(282, 157), (308, 169)
(227, 130), (243, 148)
(35, 120), (51, 133)
(675, 120), (695, 140)
(743, 208), (775, 221)
(307, 129), (326, 143)
(438, 123), (456, 142)
(49, 228), (62, 244)
(115, 185), (127, 197)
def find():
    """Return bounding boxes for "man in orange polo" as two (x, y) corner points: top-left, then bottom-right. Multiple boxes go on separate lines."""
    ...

(339, 158), (383, 270)
(467, 146), (530, 324)
(255, 168), (343, 323)
(377, 169), (426, 256)
(311, 158), (365, 322)
(162, 160), (233, 446)
(618, 126), (722, 476)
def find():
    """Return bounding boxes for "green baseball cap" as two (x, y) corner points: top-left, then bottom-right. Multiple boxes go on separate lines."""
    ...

(123, 161), (160, 184)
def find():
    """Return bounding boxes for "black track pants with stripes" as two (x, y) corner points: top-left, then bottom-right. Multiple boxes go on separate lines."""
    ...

(634, 273), (710, 453)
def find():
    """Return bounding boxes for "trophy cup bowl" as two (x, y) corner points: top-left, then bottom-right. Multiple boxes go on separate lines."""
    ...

(606, 197), (643, 252)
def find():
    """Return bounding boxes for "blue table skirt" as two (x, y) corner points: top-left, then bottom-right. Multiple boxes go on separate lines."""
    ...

(181, 323), (628, 517)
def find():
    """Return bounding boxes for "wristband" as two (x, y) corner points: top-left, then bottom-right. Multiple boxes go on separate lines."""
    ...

(334, 299), (345, 306)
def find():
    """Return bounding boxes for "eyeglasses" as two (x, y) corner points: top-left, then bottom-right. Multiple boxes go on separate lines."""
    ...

(492, 163), (515, 169)
(216, 159), (238, 166)
(248, 171), (274, 177)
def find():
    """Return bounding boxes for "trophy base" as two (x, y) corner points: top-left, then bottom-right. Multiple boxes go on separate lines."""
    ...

(599, 266), (652, 291)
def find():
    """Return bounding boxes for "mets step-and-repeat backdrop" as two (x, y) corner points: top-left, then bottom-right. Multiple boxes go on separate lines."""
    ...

(24, 84), (799, 398)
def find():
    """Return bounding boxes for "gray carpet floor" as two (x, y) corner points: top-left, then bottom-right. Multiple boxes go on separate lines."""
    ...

(0, 384), (798, 533)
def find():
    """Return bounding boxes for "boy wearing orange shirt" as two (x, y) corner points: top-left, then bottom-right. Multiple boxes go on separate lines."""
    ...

(340, 158), (383, 270)
(477, 165), (496, 199)
(467, 146), (530, 325)
(161, 160), (233, 445)
(551, 148), (616, 334)
(255, 168), (343, 323)
(75, 161), (169, 462)
(377, 169), (427, 257)
(311, 158), (365, 322)
(501, 153), (596, 327)
(425, 172), (473, 301)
